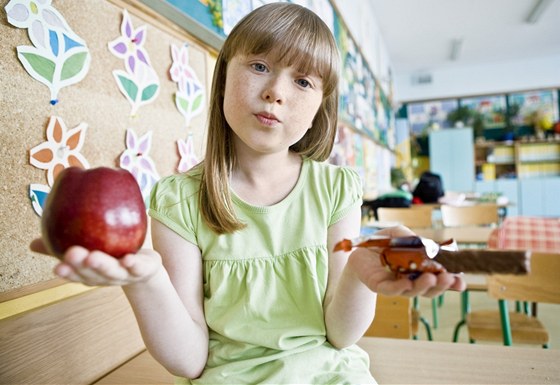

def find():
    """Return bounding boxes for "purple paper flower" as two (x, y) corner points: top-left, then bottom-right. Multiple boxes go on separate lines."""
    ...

(108, 9), (149, 74)
(119, 128), (159, 201)
(170, 44), (204, 95)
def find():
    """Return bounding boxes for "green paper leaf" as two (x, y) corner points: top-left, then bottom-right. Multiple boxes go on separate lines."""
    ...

(192, 94), (203, 112)
(19, 52), (55, 83)
(117, 74), (138, 101)
(141, 84), (159, 102)
(177, 95), (189, 113)
(60, 51), (88, 81)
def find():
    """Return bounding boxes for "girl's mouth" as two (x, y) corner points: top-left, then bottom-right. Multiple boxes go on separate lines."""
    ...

(255, 113), (279, 126)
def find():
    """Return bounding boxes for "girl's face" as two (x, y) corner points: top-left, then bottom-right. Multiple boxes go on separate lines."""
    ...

(223, 54), (324, 157)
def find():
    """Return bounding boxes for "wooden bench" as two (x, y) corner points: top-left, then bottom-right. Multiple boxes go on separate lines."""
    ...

(0, 286), (146, 384)
(3, 285), (559, 384)
(0, 284), (411, 384)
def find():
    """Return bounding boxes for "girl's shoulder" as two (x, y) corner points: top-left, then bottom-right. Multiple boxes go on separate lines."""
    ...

(305, 158), (361, 185)
(150, 165), (202, 204)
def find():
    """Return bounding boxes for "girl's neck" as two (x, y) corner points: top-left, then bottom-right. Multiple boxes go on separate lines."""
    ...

(231, 151), (303, 206)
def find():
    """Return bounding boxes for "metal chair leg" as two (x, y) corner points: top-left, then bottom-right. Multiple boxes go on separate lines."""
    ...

(452, 290), (470, 342)
(498, 299), (513, 346)
(419, 316), (433, 341)
(431, 298), (438, 329)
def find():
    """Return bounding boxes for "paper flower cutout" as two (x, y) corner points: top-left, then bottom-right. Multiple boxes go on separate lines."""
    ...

(119, 128), (160, 202)
(177, 134), (199, 172)
(170, 44), (205, 127)
(29, 183), (50, 216)
(108, 10), (160, 116)
(30, 116), (90, 187)
(5, 0), (91, 104)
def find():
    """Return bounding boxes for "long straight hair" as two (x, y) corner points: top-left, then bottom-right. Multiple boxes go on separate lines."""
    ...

(199, 2), (340, 234)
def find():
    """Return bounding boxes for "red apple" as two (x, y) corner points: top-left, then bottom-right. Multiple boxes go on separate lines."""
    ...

(41, 167), (148, 258)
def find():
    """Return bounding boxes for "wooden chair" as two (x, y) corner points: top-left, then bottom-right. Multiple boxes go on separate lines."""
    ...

(376, 206), (436, 337)
(440, 204), (500, 341)
(376, 206), (433, 228)
(364, 295), (411, 339)
(440, 203), (499, 227)
(467, 252), (560, 348)
(363, 295), (432, 341)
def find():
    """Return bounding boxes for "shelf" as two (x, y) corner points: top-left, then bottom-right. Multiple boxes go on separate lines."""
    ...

(519, 158), (560, 164)
(474, 139), (560, 181)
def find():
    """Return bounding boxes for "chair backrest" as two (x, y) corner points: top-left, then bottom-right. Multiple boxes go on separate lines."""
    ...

(440, 204), (499, 227)
(364, 295), (411, 339)
(487, 252), (560, 305)
(376, 206), (433, 228)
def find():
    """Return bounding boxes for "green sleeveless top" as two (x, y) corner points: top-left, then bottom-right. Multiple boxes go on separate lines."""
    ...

(149, 158), (376, 384)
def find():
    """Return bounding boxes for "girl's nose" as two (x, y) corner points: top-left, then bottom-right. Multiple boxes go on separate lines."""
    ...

(261, 76), (287, 104)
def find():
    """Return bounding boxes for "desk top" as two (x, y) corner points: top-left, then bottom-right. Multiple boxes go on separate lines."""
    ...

(360, 337), (560, 384)
(95, 337), (560, 384)
(412, 226), (494, 245)
(363, 223), (494, 245)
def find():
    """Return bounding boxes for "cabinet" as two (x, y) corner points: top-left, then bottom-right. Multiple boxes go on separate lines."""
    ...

(475, 140), (560, 180)
(519, 177), (560, 217)
(429, 128), (475, 193)
(475, 140), (560, 216)
(434, 134), (560, 216)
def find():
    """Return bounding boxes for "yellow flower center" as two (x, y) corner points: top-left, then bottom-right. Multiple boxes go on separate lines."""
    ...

(30, 1), (38, 14)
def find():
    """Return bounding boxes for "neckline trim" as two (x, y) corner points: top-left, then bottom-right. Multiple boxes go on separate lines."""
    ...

(231, 158), (309, 213)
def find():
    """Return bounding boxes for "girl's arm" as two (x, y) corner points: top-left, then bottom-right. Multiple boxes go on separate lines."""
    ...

(323, 205), (465, 349)
(31, 219), (208, 379)
(123, 219), (208, 378)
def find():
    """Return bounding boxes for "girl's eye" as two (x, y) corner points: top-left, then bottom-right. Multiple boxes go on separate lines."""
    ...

(252, 63), (268, 72)
(296, 79), (311, 88)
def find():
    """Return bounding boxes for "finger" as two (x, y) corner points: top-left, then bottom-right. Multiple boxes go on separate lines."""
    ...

(421, 272), (455, 298)
(62, 247), (127, 284)
(120, 253), (157, 278)
(84, 251), (130, 282)
(54, 263), (79, 281)
(406, 272), (438, 297)
(449, 274), (467, 292)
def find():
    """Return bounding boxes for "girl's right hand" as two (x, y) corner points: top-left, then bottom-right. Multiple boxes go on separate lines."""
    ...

(30, 238), (163, 287)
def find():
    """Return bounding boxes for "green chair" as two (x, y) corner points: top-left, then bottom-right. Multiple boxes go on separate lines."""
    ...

(412, 297), (432, 341)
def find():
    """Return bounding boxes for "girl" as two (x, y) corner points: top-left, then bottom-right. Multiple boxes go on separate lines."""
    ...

(32, 3), (465, 384)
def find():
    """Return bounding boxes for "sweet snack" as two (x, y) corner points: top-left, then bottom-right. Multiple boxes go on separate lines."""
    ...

(334, 236), (530, 276)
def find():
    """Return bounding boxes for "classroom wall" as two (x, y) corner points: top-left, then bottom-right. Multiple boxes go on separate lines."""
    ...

(395, 53), (560, 102)
(0, 0), (213, 296)
(332, 0), (394, 99)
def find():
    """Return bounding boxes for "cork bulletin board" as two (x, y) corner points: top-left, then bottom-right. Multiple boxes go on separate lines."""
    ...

(0, 0), (216, 297)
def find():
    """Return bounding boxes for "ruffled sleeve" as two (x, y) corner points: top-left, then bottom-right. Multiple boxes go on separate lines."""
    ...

(148, 173), (200, 245)
(328, 166), (363, 226)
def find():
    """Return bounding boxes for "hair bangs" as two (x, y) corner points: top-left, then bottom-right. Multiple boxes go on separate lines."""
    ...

(226, 5), (339, 96)
(268, 29), (339, 96)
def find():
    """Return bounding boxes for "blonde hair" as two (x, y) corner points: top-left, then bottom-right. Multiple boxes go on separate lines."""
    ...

(199, 2), (340, 234)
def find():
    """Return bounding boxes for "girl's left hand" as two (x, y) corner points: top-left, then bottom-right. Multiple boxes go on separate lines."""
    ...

(346, 225), (466, 298)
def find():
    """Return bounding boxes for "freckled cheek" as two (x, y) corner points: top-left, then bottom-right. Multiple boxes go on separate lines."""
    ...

(224, 77), (254, 114)
(293, 99), (322, 128)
